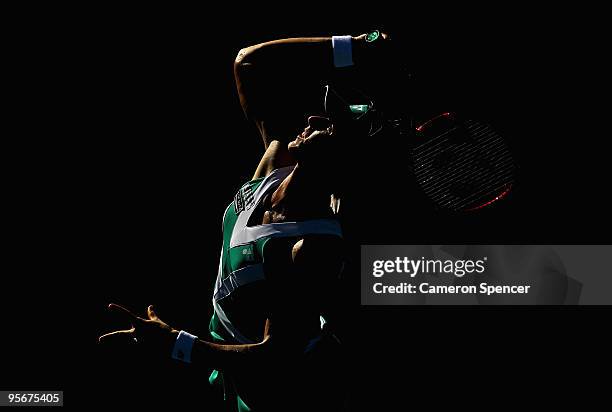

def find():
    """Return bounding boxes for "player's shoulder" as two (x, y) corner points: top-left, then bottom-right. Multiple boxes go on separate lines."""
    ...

(252, 140), (295, 180)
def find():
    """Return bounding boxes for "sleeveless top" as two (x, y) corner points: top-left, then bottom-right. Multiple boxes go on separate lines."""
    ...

(208, 166), (343, 411)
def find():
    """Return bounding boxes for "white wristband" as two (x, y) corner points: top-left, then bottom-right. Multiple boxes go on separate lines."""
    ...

(171, 330), (198, 363)
(332, 35), (354, 68)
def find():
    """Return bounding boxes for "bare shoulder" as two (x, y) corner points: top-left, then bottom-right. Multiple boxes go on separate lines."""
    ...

(252, 140), (296, 180)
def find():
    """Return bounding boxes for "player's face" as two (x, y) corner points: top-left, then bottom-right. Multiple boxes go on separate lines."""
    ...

(288, 116), (335, 155)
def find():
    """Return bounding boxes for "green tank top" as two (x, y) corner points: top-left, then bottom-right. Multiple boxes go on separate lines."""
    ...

(208, 166), (343, 411)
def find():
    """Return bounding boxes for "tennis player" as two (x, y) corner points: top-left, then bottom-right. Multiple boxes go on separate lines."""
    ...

(99, 30), (391, 411)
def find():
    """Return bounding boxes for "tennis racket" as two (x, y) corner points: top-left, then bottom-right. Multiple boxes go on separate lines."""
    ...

(411, 112), (515, 212)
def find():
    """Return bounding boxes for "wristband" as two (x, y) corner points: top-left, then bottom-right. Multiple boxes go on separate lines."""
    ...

(171, 330), (198, 363)
(332, 35), (354, 68)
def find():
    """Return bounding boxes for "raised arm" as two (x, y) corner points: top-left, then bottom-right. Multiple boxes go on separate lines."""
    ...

(234, 33), (389, 148)
(234, 37), (336, 148)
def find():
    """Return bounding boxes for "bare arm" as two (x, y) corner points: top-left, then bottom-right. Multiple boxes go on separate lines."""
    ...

(234, 34), (386, 148)
(234, 33), (390, 179)
(234, 36), (337, 148)
(98, 304), (275, 371)
(189, 317), (272, 370)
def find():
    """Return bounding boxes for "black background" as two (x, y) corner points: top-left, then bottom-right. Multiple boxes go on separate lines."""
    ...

(2, 4), (610, 410)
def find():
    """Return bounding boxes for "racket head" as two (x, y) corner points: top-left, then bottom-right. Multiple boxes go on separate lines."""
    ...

(412, 112), (516, 212)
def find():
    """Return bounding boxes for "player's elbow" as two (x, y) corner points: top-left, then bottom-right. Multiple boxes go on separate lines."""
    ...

(256, 333), (273, 359)
(234, 46), (257, 70)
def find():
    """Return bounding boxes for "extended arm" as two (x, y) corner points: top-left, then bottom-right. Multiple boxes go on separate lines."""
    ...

(98, 304), (274, 371)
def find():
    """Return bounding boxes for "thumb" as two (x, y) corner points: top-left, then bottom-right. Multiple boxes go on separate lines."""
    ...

(147, 305), (158, 320)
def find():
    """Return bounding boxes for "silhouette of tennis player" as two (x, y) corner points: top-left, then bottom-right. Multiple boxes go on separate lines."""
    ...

(99, 31), (391, 411)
